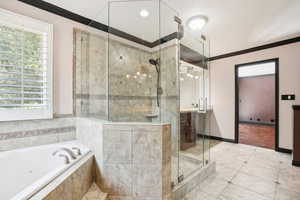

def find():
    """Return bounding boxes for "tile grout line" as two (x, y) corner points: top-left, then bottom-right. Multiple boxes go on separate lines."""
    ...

(216, 151), (252, 199)
(217, 147), (275, 199)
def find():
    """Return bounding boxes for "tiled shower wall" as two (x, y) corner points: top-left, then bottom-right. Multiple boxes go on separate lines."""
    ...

(74, 29), (158, 122)
(108, 40), (157, 122)
(74, 29), (179, 124)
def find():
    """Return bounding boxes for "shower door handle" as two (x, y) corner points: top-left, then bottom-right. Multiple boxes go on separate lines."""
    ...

(204, 97), (207, 113)
(198, 97), (207, 113)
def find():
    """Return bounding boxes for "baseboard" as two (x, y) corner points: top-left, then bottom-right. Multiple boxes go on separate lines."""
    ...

(277, 147), (292, 154)
(239, 120), (275, 126)
(292, 160), (300, 167)
(197, 134), (236, 143)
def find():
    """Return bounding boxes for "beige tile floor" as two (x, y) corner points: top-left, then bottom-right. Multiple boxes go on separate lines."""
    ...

(183, 141), (300, 200)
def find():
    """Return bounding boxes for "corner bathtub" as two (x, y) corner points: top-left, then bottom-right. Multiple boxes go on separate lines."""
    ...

(0, 141), (91, 200)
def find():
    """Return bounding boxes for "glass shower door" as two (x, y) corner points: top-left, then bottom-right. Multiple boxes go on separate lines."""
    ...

(178, 31), (211, 181)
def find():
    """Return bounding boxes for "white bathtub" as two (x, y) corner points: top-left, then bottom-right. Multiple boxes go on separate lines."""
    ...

(0, 141), (91, 200)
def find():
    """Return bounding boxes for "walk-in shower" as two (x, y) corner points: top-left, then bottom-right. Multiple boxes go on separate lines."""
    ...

(74, 0), (211, 188)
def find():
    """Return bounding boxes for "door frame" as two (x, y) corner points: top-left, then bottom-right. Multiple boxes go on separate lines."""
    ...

(234, 58), (279, 151)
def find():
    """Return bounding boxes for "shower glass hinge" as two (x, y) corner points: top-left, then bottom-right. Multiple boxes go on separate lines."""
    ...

(174, 16), (182, 24)
(178, 174), (184, 183)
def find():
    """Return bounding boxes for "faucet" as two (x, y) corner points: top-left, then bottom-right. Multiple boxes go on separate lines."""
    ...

(72, 147), (82, 156)
(58, 154), (70, 164)
(52, 147), (77, 159)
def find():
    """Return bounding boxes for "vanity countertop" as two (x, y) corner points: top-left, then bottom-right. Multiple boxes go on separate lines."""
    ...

(180, 107), (213, 113)
(180, 108), (199, 113)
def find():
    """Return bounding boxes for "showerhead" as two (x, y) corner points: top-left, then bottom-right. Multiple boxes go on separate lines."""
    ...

(149, 58), (160, 74)
(149, 58), (159, 66)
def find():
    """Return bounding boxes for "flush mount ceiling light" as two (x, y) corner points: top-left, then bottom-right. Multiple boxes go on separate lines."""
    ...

(186, 15), (208, 31)
(140, 9), (149, 18)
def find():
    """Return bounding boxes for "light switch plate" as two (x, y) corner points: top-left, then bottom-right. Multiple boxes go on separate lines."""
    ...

(281, 94), (295, 100)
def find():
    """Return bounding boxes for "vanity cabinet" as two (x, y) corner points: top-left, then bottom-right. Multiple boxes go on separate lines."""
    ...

(293, 105), (300, 167)
(180, 112), (197, 150)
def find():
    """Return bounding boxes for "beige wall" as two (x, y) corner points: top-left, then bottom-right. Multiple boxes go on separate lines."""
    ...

(210, 42), (300, 149)
(0, 0), (102, 115)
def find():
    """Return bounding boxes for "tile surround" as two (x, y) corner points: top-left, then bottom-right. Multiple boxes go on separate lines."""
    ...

(100, 123), (172, 200)
(0, 117), (76, 151)
(43, 157), (94, 200)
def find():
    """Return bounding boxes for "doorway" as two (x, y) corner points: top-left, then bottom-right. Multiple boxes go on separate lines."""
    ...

(235, 58), (279, 150)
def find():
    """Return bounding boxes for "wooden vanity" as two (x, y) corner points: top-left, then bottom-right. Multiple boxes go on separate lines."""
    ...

(180, 109), (198, 150)
(293, 105), (300, 167)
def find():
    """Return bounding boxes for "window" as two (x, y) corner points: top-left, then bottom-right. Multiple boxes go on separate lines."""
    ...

(0, 8), (53, 121)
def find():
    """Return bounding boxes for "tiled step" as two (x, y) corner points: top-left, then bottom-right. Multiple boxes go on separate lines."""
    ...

(82, 183), (108, 200)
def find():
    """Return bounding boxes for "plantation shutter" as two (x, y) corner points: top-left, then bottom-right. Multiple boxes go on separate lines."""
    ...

(0, 8), (53, 121)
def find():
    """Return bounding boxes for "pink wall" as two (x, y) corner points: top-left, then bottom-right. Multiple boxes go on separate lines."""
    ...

(210, 42), (300, 149)
(0, 0), (102, 115)
(239, 75), (275, 123)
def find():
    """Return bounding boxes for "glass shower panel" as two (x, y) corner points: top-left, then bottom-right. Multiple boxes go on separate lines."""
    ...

(202, 38), (211, 165)
(159, 1), (181, 186)
(108, 0), (161, 122)
(178, 30), (210, 180)
(73, 29), (108, 120)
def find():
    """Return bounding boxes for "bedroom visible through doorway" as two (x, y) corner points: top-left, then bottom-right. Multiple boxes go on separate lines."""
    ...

(235, 59), (279, 150)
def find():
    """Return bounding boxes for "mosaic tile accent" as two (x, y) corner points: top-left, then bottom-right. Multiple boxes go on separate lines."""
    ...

(0, 126), (75, 141)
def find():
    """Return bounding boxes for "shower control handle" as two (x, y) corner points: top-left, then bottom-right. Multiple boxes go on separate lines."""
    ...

(198, 97), (207, 113)
(72, 147), (82, 156)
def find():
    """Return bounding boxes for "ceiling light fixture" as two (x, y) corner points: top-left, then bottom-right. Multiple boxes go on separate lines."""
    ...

(187, 15), (208, 31)
(140, 9), (149, 18)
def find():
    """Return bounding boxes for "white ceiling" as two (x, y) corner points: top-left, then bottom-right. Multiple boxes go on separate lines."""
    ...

(44, 0), (300, 57)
